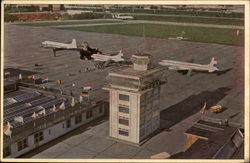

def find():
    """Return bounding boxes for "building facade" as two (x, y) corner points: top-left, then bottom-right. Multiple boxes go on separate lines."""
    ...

(104, 54), (165, 145)
(3, 87), (107, 158)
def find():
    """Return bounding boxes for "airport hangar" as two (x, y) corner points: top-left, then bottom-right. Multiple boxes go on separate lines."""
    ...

(3, 23), (244, 159)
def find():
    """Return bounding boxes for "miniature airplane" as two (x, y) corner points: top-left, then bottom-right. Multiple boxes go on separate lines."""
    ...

(41, 39), (101, 58)
(41, 39), (126, 68)
(158, 57), (219, 76)
(92, 50), (125, 68)
(41, 39), (78, 56)
(168, 31), (188, 40)
(112, 14), (134, 20)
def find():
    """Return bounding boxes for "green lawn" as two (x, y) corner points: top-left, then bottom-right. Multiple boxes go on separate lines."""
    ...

(108, 8), (244, 18)
(134, 15), (244, 26)
(16, 20), (121, 26)
(57, 23), (244, 46)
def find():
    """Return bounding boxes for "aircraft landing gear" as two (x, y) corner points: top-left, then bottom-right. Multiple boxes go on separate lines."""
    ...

(53, 49), (57, 57)
(94, 62), (104, 69)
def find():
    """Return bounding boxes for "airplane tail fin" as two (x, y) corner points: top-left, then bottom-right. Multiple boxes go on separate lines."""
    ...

(70, 39), (77, 48)
(208, 57), (219, 72)
(209, 57), (218, 67)
(117, 50), (124, 57)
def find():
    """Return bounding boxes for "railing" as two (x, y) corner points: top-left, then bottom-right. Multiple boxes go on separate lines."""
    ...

(3, 101), (107, 145)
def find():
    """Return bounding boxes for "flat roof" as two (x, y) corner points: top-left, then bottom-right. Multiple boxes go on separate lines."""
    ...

(108, 66), (164, 79)
(171, 120), (239, 159)
(4, 79), (16, 87)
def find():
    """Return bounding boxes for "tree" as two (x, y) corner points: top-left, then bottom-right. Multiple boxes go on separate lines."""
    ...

(48, 5), (53, 11)
(60, 5), (65, 10)
(4, 13), (18, 22)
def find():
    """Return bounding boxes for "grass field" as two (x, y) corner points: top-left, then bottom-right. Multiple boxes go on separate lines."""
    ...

(134, 15), (244, 26)
(58, 23), (244, 46)
(108, 8), (244, 18)
(16, 20), (121, 26)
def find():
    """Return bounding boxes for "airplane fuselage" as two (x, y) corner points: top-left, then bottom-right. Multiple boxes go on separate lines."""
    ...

(41, 39), (77, 49)
(91, 54), (124, 62)
(159, 60), (218, 72)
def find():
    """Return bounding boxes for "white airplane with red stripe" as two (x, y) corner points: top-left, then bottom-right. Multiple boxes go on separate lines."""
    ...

(91, 50), (125, 67)
(91, 50), (124, 62)
(159, 57), (219, 76)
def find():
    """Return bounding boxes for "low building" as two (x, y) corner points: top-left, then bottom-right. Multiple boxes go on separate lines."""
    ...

(171, 120), (244, 159)
(4, 79), (17, 94)
(66, 10), (93, 15)
(3, 85), (107, 158)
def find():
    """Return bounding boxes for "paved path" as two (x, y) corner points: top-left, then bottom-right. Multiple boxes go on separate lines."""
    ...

(10, 19), (121, 25)
(26, 111), (202, 159)
(51, 22), (130, 28)
(128, 20), (244, 29)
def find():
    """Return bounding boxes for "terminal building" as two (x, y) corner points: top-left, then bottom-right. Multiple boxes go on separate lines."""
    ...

(3, 80), (107, 158)
(103, 54), (165, 145)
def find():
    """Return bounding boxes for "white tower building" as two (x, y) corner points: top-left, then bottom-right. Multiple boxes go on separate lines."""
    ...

(103, 54), (165, 145)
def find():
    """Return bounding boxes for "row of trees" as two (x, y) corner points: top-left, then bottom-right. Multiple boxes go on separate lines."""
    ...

(4, 12), (110, 22)
(5, 5), (40, 13)
(4, 5), (65, 13)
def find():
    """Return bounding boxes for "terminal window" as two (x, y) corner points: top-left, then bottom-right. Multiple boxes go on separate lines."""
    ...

(66, 119), (71, 128)
(119, 117), (129, 126)
(154, 87), (160, 95)
(99, 107), (103, 113)
(75, 114), (82, 124)
(34, 131), (44, 144)
(140, 105), (145, 114)
(140, 128), (145, 137)
(119, 105), (129, 113)
(146, 91), (153, 99)
(119, 94), (129, 101)
(3, 146), (11, 157)
(17, 138), (28, 151)
(86, 110), (93, 119)
(140, 116), (145, 127)
(118, 128), (129, 136)
(146, 113), (153, 122)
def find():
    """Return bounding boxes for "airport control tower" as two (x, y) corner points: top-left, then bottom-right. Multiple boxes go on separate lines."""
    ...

(103, 54), (165, 145)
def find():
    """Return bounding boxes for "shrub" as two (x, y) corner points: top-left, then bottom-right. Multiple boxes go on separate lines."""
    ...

(4, 13), (19, 22)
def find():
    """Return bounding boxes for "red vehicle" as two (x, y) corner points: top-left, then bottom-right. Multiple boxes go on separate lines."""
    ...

(209, 105), (222, 113)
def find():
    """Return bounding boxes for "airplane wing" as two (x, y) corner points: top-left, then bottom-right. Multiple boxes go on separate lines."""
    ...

(187, 69), (192, 77)
(51, 47), (81, 57)
(53, 47), (81, 51)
